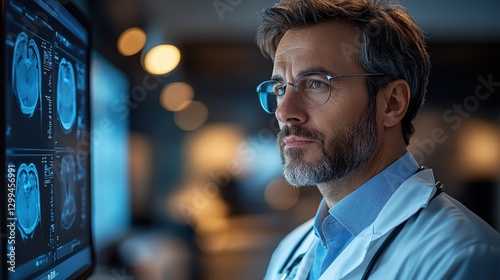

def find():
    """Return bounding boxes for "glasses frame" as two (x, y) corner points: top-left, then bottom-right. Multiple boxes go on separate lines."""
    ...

(256, 72), (385, 114)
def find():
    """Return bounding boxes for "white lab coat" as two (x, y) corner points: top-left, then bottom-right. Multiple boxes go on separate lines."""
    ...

(264, 169), (500, 279)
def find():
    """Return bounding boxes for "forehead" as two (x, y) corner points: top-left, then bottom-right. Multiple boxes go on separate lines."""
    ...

(273, 21), (362, 76)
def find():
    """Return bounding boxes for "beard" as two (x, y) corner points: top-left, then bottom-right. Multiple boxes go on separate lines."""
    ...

(277, 100), (378, 187)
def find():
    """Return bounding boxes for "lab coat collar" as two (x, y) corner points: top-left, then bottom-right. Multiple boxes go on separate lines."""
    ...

(319, 169), (436, 279)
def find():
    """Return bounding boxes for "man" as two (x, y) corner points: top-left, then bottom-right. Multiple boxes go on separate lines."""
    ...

(255, 0), (500, 279)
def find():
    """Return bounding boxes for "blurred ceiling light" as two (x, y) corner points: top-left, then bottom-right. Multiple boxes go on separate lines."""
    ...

(264, 178), (299, 211)
(174, 101), (208, 131)
(143, 44), (180, 75)
(117, 27), (147, 56)
(160, 82), (194, 111)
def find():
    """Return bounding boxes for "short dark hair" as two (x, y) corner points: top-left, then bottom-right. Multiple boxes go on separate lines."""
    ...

(256, 0), (431, 145)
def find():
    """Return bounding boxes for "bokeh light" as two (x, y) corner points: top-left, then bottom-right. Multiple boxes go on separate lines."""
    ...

(143, 44), (180, 75)
(174, 101), (208, 131)
(184, 124), (246, 174)
(160, 82), (194, 112)
(264, 178), (300, 210)
(117, 27), (147, 56)
(456, 119), (500, 180)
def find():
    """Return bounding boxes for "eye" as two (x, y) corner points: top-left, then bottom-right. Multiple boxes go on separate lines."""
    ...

(275, 84), (286, 96)
(304, 78), (328, 91)
(309, 80), (324, 89)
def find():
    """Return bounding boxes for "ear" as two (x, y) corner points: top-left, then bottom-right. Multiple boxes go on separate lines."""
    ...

(377, 79), (411, 128)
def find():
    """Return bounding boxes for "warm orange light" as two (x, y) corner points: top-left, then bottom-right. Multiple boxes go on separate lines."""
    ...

(264, 178), (300, 210)
(457, 120), (500, 179)
(117, 27), (146, 56)
(144, 44), (180, 75)
(185, 124), (246, 173)
(160, 82), (194, 112)
(173, 101), (208, 131)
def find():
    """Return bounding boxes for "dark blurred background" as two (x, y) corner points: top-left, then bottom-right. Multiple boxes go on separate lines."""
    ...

(78, 0), (500, 279)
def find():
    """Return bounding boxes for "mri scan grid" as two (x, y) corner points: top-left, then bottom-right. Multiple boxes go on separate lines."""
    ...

(3, 0), (91, 278)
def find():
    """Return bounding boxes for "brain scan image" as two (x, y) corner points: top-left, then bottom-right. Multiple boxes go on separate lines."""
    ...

(15, 163), (41, 240)
(57, 58), (77, 133)
(60, 154), (77, 230)
(12, 32), (41, 118)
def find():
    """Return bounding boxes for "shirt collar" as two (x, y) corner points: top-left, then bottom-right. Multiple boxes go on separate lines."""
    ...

(313, 151), (419, 237)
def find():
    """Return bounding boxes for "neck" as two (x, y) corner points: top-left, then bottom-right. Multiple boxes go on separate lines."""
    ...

(317, 145), (406, 208)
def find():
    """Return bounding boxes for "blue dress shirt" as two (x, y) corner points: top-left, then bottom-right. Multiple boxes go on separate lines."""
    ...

(308, 151), (419, 279)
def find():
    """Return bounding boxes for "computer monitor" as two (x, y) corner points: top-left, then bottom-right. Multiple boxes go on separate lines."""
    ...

(1, 0), (94, 279)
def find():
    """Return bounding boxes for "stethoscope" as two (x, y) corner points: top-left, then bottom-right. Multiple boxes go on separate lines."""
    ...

(278, 167), (444, 280)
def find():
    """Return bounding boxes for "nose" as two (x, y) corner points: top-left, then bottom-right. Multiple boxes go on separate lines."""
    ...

(275, 85), (307, 125)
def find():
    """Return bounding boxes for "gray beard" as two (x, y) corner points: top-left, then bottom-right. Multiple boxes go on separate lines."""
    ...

(278, 100), (378, 187)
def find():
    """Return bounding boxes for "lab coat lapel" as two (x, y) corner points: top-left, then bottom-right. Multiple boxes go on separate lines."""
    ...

(319, 169), (436, 279)
(294, 238), (320, 280)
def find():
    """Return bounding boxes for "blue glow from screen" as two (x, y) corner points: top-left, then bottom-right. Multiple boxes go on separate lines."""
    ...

(90, 51), (131, 252)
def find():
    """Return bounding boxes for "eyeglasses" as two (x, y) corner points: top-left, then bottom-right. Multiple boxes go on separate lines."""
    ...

(256, 72), (385, 114)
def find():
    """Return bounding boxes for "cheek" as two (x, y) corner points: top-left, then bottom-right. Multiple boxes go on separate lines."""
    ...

(318, 99), (362, 127)
(330, 86), (369, 114)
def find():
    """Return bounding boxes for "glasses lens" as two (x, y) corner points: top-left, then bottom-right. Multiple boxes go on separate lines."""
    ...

(257, 81), (280, 113)
(296, 73), (331, 106)
(256, 73), (331, 113)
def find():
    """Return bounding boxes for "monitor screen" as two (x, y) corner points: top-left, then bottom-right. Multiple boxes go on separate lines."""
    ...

(1, 0), (94, 279)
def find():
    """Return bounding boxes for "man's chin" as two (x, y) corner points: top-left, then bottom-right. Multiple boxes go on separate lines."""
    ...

(282, 167), (320, 188)
(282, 150), (320, 166)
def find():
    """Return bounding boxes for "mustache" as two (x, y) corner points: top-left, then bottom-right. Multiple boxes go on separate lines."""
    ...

(277, 125), (324, 144)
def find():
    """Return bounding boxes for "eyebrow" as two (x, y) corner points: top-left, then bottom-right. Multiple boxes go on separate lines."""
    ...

(271, 66), (335, 81)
